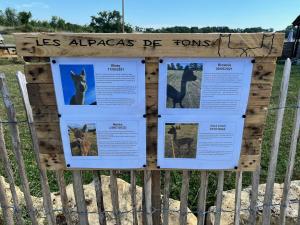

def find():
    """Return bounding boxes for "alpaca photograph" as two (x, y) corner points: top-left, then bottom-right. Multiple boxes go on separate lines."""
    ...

(164, 123), (198, 158)
(59, 64), (97, 105)
(68, 123), (98, 156)
(166, 62), (202, 108)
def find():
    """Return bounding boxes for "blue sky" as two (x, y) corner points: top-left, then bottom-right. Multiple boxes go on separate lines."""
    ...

(60, 64), (96, 105)
(1, 0), (299, 30)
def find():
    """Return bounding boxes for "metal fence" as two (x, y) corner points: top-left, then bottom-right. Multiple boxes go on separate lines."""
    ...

(0, 59), (299, 225)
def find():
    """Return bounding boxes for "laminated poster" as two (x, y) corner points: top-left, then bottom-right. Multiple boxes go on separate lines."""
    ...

(157, 58), (253, 169)
(51, 57), (146, 169)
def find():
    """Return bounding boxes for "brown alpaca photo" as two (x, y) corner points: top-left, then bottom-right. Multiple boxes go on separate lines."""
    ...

(68, 123), (98, 156)
(166, 62), (202, 108)
(164, 123), (198, 158)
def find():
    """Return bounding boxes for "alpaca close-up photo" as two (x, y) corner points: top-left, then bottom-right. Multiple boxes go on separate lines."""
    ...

(68, 123), (98, 156)
(166, 63), (202, 108)
(59, 64), (97, 105)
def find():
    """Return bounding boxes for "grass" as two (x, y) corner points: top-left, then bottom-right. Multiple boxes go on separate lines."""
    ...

(165, 123), (198, 158)
(2, 34), (15, 44)
(0, 60), (300, 215)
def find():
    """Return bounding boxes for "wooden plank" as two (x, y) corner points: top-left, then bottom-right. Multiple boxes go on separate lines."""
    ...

(14, 33), (284, 57)
(0, 173), (14, 225)
(93, 171), (107, 225)
(179, 171), (190, 225)
(262, 58), (291, 225)
(40, 153), (65, 170)
(239, 155), (260, 171)
(197, 171), (208, 225)
(24, 63), (53, 83)
(130, 171), (138, 225)
(56, 170), (73, 225)
(0, 123), (24, 225)
(0, 73), (38, 225)
(144, 170), (153, 225)
(17, 71), (56, 225)
(162, 171), (171, 225)
(214, 171), (224, 225)
(26, 83), (56, 106)
(233, 171), (243, 225)
(72, 171), (89, 225)
(32, 105), (59, 123)
(279, 91), (300, 225)
(110, 170), (121, 225)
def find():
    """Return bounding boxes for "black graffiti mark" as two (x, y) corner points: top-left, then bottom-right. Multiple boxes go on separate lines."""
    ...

(217, 33), (275, 57)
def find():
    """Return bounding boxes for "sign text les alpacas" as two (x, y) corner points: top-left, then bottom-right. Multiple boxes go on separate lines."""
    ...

(35, 38), (212, 48)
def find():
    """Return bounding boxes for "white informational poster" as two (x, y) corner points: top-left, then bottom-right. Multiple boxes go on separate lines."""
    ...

(157, 58), (253, 169)
(51, 57), (146, 169)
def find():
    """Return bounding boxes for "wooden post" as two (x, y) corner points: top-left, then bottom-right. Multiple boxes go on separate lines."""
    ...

(162, 171), (171, 225)
(179, 171), (190, 225)
(0, 73), (38, 225)
(248, 166), (261, 225)
(56, 170), (73, 225)
(110, 170), (121, 225)
(262, 58), (291, 225)
(0, 123), (24, 225)
(144, 170), (153, 225)
(93, 171), (107, 225)
(279, 91), (300, 225)
(214, 171), (224, 225)
(233, 171), (243, 225)
(16, 71), (56, 225)
(197, 171), (209, 225)
(72, 171), (89, 225)
(0, 176), (14, 225)
(130, 170), (138, 225)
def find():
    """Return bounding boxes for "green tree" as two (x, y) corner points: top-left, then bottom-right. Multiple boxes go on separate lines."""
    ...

(4, 8), (18, 26)
(90, 10), (132, 33)
(18, 11), (32, 25)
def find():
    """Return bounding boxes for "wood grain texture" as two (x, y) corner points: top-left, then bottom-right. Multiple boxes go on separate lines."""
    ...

(21, 40), (279, 171)
(14, 33), (284, 57)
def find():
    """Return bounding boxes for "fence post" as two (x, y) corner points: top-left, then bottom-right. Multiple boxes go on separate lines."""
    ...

(72, 171), (89, 225)
(179, 170), (190, 225)
(248, 166), (261, 225)
(130, 170), (138, 225)
(262, 58), (291, 225)
(214, 171), (224, 225)
(110, 170), (121, 225)
(56, 170), (73, 225)
(279, 90), (300, 224)
(16, 71), (56, 225)
(162, 171), (171, 225)
(197, 171), (208, 225)
(0, 73), (38, 225)
(0, 123), (24, 225)
(0, 176), (14, 225)
(233, 171), (242, 225)
(93, 171), (107, 225)
(144, 170), (153, 225)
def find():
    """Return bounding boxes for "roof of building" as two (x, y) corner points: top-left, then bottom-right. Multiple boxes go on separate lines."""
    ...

(292, 15), (300, 26)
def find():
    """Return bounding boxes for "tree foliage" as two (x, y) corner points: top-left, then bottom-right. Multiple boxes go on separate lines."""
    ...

(90, 10), (132, 33)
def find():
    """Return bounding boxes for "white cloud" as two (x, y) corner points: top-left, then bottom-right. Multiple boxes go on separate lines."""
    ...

(16, 2), (49, 10)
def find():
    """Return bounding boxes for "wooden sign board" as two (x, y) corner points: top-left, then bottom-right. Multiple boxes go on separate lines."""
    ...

(14, 32), (284, 171)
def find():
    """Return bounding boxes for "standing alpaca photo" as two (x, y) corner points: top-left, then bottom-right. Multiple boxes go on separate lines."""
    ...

(164, 123), (198, 158)
(68, 123), (98, 156)
(166, 63), (202, 108)
(59, 64), (97, 105)
(70, 69), (87, 105)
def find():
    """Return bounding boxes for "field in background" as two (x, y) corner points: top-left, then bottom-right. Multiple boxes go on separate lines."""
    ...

(167, 69), (201, 108)
(0, 59), (299, 213)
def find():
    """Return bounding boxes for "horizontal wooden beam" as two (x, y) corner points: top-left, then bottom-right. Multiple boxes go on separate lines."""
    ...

(14, 33), (284, 57)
